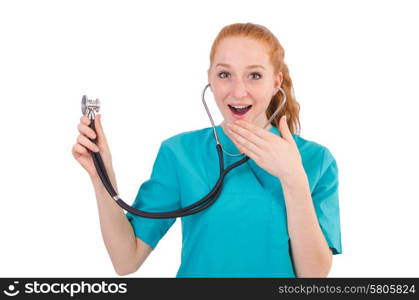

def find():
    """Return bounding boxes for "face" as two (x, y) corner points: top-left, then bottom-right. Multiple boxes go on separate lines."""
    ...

(208, 37), (282, 130)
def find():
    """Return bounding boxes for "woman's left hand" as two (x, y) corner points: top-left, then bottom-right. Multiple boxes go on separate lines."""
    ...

(226, 115), (305, 186)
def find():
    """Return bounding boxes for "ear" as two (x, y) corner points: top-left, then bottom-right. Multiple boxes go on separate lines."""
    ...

(272, 72), (283, 95)
(276, 72), (283, 87)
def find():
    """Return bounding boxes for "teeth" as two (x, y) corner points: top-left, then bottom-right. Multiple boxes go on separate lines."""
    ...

(231, 105), (250, 109)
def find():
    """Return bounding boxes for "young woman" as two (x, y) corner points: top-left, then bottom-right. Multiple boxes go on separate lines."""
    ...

(72, 22), (342, 278)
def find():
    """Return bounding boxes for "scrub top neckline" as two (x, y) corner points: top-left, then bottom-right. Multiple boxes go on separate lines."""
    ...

(215, 123), (280, 155)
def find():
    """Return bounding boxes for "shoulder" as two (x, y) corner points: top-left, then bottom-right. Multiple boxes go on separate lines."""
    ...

(292, 134), (337, 171)
(159, 126), (213, 153)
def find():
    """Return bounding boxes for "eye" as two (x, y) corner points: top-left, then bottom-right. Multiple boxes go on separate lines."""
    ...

(217, 71), (262, 80)
(218, 71), (230, 79)
(250, 72), (262, 79)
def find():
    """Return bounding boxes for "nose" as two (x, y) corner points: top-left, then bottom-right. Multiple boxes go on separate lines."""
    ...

(231, 79), (248, 99)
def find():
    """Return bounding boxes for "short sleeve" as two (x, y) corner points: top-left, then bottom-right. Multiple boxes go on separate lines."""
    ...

(311, 147), (342, 255)
(125, 141), (180, 249)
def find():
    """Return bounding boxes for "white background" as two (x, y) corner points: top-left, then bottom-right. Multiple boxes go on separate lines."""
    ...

(1, 0), (418, 277)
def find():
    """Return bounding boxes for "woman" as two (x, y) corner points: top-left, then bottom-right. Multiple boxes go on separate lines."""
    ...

(72, 22), (342, 277)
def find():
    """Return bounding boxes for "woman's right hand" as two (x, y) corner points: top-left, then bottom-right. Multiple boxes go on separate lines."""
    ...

(72, 114), (115, 181)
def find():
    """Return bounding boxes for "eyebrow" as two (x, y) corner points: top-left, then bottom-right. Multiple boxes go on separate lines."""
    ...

(215, 63), (266, 70)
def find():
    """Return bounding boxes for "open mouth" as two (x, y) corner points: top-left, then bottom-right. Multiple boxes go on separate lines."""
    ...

(228, 104), (252, 117)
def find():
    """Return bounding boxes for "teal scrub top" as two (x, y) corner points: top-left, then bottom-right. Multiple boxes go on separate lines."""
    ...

(125, 125), (342, 277)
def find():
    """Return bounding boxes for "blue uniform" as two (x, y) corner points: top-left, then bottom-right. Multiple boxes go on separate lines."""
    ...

(125, 125), (342, 277)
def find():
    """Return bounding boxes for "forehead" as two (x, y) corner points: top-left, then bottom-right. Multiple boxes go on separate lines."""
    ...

(213, 37), (270, 67)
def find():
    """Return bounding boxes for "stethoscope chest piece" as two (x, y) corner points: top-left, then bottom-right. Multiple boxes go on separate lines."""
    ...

(82, 95), (101, 119)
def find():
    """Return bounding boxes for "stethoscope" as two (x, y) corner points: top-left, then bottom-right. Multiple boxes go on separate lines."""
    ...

(81, 83), (287, 218)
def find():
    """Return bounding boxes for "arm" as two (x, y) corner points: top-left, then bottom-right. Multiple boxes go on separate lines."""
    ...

(91, 174), (152, 276)
(281, 171), (333, 277)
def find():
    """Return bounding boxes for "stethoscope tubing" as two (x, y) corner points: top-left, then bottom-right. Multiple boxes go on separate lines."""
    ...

(88, 118), (250, 218)
(85, 84), (285, 219)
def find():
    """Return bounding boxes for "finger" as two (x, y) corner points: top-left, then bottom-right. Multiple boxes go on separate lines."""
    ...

(80, 115), (90, 126)
(227, 122), (268, 153)
(233, 120), (273, 141)
(94, 114), (107, 142)
(279, 115), (294, 143)
(77, 134), (100, 152)
(227, 126), (261, 159)
(72, 143), (88, 157)
(78, 123), (97, 139)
